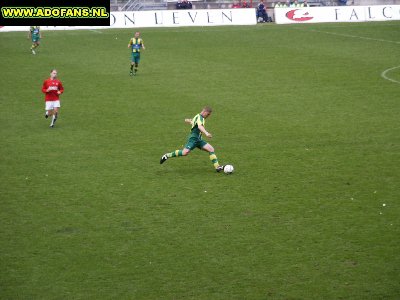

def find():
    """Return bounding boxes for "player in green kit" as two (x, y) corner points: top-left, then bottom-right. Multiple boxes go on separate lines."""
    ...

(160, 106), (225, 172)
(127, 32), (145, 76)
(28, 26), (41, 55)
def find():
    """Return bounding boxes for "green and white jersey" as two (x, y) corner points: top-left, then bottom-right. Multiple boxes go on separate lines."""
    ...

(190, 113), (206, 139)
(30, 26), (40, 37)
(30, 26), (40, 42)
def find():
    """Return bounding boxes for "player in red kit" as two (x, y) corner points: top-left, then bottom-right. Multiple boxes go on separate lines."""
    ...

(42, 69), (64, 128)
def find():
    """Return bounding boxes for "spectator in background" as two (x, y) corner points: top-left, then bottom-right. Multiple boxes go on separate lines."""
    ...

(338, 0), (347, 5)
(176, 0), (192, 9)
(293, 0), (301, 7)
(257, 0), (269, 22)
(302, 0), (310, 7)
(275, 1), (284, 7)
(242, 0), (250, 8)
(232, 1), (241, 7)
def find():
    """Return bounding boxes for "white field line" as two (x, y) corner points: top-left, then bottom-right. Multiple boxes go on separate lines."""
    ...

(293, 27), (400, 84)
(294, 27), (400, 45)
(381, 66), (400, 84)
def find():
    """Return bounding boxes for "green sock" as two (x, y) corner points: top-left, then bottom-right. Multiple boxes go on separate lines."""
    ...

(167, 150), (183, 158)
(209, 152), (219, 169)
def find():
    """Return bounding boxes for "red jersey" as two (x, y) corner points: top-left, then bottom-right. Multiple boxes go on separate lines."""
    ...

(42, 78), (64, 101)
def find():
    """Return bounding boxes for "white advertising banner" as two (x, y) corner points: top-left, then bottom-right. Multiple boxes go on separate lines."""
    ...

(274, 5), (400, 24)
(111, 8), (257, 27)
(0, 8), (256, 32)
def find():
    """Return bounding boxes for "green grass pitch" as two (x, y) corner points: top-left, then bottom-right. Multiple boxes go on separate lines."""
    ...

(0, 22), (399, 299)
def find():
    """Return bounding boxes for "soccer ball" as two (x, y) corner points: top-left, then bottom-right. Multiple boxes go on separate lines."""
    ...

(224, 165), (234, 174)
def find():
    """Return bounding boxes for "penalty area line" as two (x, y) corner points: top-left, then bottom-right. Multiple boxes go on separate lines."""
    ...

(89, 29), (103, 34)
(381, 66), (400, 84)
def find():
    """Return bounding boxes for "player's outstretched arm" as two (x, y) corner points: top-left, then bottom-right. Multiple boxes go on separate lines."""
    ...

(198, 124), (212, 138)
(184, 119), (192, 124)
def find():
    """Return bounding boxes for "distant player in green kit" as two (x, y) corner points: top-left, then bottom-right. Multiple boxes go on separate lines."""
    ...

(127, 32), (145, 76)
(28, 26), (41, 55)
(160, 106), (225, 172)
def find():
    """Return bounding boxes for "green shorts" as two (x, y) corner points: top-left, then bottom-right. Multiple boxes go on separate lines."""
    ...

(32, 36), (40, 43)
(185, 137), (208, 151)
(131, 52), (141, 64)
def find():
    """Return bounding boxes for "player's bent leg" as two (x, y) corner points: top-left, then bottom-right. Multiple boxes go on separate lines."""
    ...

(160, 149), (190, 164)
(46, 107), (53, 119)
(202, 143), (224, 172)
(50, 107), (59, 127)
(130, 63), (134, 76)
(202, 143), (214, 153)
(134, 63), (139, 75)
(49, 110), (55, 127)
(53, 108), (59, 120)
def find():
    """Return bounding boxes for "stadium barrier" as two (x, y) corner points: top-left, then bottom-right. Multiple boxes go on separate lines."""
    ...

(0, 8), (256, 32)
(274, 5), (400, 24)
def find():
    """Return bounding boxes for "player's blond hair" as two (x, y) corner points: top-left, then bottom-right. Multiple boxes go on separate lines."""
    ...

(203, 106), (212, 113)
